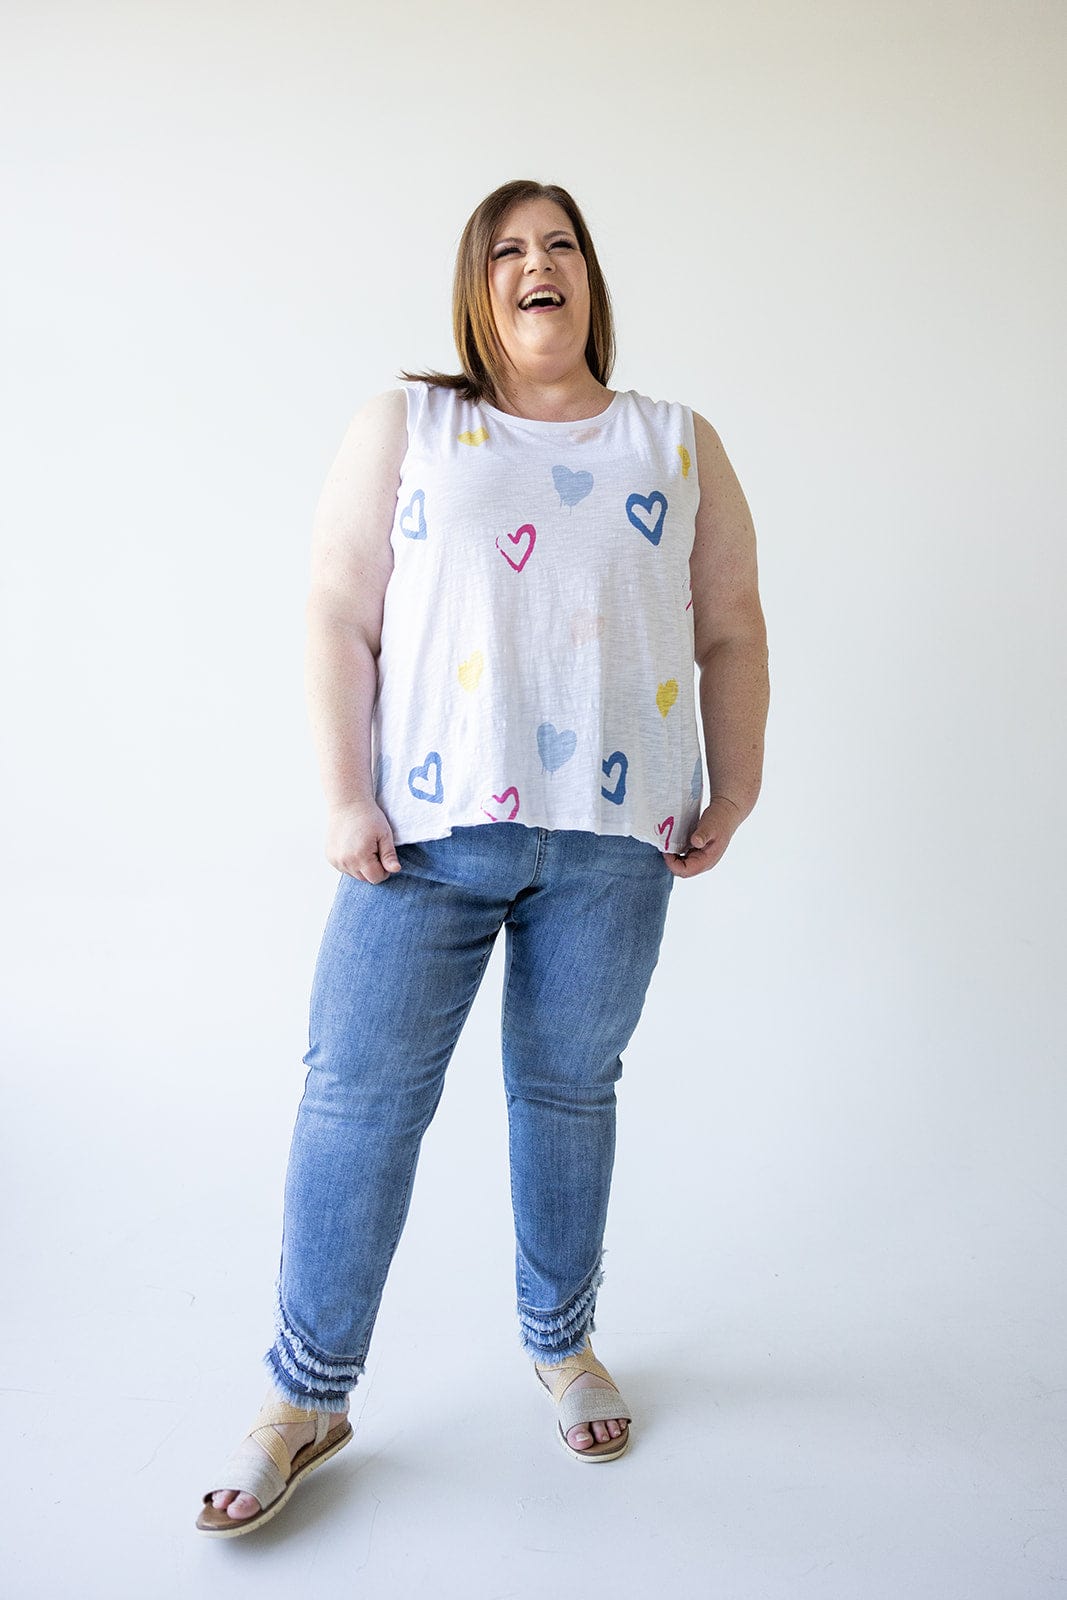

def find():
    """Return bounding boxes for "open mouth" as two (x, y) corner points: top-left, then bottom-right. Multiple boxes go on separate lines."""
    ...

(518, 288), (565, 311)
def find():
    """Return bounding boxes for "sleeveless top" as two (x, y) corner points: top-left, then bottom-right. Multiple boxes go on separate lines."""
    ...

(370, 380), (704, 854)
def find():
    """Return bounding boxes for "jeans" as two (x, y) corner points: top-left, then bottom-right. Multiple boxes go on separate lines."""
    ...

(263, 823), (674, 1410)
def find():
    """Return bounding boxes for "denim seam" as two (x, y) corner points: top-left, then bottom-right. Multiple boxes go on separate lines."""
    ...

(499, 926), (527, 1304)
(530, 827), (548, 885)
(502, 1094), (529, 1306)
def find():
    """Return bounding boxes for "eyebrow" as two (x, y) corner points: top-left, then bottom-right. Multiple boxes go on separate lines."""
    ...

(492, 229), (576, 246)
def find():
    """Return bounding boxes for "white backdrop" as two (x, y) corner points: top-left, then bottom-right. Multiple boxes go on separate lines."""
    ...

(3, 2), (1065, 1596)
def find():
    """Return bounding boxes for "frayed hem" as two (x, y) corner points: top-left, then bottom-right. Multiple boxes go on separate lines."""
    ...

(516, 1251), (605, 1363)
(263, 1278), (365, 1408)
(260, 1347), (353, 1410)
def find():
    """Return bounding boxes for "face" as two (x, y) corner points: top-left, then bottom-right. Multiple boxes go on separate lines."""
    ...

(487, 197), (591, 377)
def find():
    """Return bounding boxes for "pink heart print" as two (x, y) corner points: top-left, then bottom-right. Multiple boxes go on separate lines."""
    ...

(657, 816), (675, 852)
(496, 523), (536, 572)
(481, 787), (521, 822)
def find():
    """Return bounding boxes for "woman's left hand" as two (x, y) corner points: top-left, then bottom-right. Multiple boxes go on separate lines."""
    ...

(663, 796), (743, 878)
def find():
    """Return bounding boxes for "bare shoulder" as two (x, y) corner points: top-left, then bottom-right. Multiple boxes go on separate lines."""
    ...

(353, 384), (409, 429)
(691, 411), (748, 510)
(688, 409), (764, 657)
(314, 387), (409, 526)
(690, 409), (756, 549)
(329, 386), (409, 475)
(306, 388), (410, 627)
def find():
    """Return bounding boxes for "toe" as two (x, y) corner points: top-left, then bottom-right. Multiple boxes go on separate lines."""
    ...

(566, 1424), (594, 1450)
(211, 1490), (236, 1509)
(227, 1492), (261, 1519)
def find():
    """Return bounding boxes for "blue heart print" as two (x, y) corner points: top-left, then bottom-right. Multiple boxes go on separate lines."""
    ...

(601, 750), (628, 804)
(552, 465), (594, 508)
(375, 752), (392, 794)
(400, 488), (427, 540)
(625, 490), (667, 545)
(537, 722), (577, 772)
(408, 750), (443, 803)
(690, 754), (702, 803)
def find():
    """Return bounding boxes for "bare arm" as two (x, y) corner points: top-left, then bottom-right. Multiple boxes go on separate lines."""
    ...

(304, 387), (408, 880)
(666, 411), (770, 879)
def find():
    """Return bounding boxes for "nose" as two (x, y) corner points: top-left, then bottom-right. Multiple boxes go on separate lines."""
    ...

(524, 244), (553, 271)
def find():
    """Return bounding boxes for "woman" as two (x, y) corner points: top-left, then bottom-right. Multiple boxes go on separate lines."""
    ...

(196, 179), (768, 1535)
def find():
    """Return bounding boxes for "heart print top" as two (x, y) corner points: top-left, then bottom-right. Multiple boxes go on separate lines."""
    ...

(370, 380), (704, 855)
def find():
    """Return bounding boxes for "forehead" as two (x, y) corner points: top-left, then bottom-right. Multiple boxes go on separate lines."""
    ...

(493, 197), (576, 242)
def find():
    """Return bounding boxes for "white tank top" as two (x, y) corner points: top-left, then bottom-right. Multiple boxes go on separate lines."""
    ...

(371, 380), (704, 854)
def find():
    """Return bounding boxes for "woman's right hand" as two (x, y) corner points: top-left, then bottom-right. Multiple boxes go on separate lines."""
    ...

(325, 799), (402, 884)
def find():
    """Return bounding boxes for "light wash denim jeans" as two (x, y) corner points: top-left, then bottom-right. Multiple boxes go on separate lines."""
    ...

(263, 823), (674, 1409)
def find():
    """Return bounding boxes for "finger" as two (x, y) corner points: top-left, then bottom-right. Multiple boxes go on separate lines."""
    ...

(334, 850), (393, 884)
(704, 828), (734, 864)
(665, 844), (716, 878)
(361, 855), (390, 884)
(667, 856), (701, 878)
(378, 836), (402, 873)
(334, 857), (376, 882)
(328, 847), (365, 880)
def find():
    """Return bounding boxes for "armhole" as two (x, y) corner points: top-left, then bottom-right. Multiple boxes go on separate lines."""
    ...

(682, 404), (700, 501)
(401, 379), (427, 453)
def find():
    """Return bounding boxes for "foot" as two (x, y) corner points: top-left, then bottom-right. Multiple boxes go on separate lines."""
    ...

(210, 1402), (350, 1522)
(556, 1370), (629, 1452)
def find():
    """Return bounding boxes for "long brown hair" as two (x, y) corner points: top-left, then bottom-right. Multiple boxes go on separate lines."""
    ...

(399, 179), (616, 406)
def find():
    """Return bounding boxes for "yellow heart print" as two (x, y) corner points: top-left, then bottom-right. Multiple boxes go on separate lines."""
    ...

(656, 679), (679, 718)
(458, 650), (484, 691)
(677, 445), (691, 479)
(458, 428), (490, 447)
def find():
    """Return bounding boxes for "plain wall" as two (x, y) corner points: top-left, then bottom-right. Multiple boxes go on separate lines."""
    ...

(2, 1), (1064, 1594)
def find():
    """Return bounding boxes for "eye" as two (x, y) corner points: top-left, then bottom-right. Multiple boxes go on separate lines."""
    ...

(492, 246), (521, 259)
(551, 240), (576, 249)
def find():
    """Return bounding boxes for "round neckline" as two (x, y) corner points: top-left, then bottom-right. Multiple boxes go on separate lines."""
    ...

(479, 389), (624, 431)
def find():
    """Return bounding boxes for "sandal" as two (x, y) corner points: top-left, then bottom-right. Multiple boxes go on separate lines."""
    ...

(195, 1391), (353, 1537)
(533, 1338), (633, 1462)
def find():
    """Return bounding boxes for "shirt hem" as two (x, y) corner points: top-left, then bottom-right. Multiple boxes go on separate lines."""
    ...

(386, 811), (694, 854)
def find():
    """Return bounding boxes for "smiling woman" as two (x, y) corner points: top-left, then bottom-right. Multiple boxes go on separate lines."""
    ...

(196, 176), (769, 1538)
(400, 179), (616, 411)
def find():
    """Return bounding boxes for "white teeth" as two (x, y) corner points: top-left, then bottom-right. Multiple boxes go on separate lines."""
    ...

(519, 290), (563, 309)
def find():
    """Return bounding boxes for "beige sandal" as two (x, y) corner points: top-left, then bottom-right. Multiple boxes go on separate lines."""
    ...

(196, 1391), (353, 1537)
(534, 1339), (633, 1462)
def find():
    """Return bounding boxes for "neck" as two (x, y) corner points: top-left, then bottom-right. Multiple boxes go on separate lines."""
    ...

(491, 364), (612, 423)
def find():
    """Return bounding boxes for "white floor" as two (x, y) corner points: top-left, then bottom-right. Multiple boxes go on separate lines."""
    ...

(5, 875), (1065, 1599)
